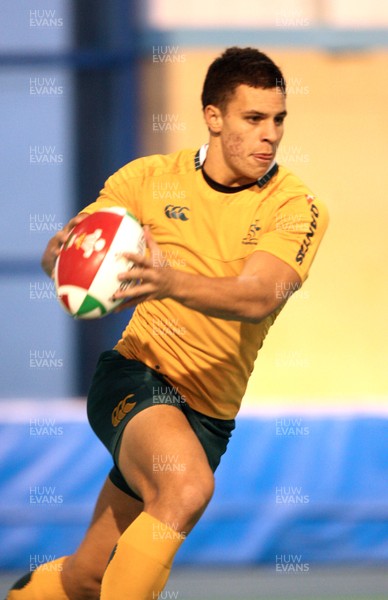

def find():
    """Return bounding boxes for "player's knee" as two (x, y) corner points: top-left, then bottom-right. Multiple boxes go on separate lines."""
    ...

(163, 471), (215, 531)
(144, 466), (215, 532)
(179, 475), (214, 520)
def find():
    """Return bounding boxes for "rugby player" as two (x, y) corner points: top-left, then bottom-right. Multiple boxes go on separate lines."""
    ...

(8, 47), (328, 599)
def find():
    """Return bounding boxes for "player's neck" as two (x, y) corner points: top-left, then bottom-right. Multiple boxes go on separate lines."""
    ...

(204, 143), (256, 188)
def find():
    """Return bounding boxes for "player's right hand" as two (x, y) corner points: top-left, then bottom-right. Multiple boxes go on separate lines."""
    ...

(41, 213), (88, 278)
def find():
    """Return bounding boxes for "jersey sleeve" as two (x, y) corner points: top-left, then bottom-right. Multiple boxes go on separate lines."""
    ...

(79, 159), (144, 222)
(256, 193), (329, 283)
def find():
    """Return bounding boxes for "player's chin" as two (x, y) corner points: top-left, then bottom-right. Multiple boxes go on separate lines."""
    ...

(251, 164), (272, 180)
(237, 164), (266, 183)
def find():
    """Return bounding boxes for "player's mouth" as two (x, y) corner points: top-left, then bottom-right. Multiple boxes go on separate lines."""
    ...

(252, 153), (274, 162)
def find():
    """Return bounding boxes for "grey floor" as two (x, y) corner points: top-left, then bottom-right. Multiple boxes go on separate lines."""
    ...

(1, 566), (387, 599)
(165, 566), (388, 599)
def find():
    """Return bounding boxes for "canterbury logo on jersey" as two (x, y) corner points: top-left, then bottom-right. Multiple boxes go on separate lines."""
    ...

(111, 394), (136, 427)
(164, 205), (190, 221)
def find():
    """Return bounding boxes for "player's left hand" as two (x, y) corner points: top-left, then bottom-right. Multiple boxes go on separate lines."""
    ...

(112, 226), (176, 309)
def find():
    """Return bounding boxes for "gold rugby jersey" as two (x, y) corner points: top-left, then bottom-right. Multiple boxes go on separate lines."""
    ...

(81, 146), (328, 419)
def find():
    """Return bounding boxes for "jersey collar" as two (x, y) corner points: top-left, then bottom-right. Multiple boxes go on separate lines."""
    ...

(194, 143), (278, 189)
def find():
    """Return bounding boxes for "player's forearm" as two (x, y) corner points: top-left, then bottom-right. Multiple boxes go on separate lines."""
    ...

(167, 269), (276, 323)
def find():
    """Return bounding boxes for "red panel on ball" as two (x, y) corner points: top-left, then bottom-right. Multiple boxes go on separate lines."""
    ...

(56, 210), (124, 290)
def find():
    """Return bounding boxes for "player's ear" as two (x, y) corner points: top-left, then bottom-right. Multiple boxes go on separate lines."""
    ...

(203, 104), (223, 134)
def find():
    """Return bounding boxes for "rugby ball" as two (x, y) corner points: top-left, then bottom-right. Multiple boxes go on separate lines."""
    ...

(54, 207), (145, 319)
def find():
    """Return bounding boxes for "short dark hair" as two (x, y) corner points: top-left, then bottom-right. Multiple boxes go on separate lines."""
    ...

(201, 46), (286, 111)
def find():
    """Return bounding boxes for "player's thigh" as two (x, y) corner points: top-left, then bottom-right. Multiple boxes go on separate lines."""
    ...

(62, 476), (143, 595)
(117, 405), (215, 530)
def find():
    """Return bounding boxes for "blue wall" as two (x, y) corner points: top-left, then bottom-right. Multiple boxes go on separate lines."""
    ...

(1, 408), (387, 569)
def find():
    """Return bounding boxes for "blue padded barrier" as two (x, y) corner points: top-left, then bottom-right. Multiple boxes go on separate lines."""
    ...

(1, 402), (388, 569)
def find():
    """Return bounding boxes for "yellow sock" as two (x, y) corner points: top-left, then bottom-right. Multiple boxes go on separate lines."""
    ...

(6, 557), (69, 599)
(100, 512), (185, 600)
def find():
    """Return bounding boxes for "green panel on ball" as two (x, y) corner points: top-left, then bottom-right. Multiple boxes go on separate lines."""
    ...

(77, 294), (107, 317)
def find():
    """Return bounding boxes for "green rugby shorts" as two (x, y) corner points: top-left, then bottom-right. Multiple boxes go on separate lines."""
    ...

(87, 350), (235, 500)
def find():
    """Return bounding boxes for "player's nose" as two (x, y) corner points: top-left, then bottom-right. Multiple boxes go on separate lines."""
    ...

(260, 119), (279, 143)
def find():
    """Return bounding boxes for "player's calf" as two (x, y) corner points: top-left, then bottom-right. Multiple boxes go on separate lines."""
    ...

(6, 557), (69, 599)
(61, 554), (102, 600)
(98, 466), (216, 600)
(6, 555), (103, 600)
